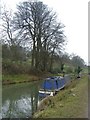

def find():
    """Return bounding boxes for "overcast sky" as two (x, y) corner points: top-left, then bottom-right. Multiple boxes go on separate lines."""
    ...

(1, 0), (88, 64)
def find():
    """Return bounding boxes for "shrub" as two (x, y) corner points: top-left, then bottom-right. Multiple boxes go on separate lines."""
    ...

(51, 67), (61, 74)
(65, 67), (73, 74)
(2, 60), (30, 74)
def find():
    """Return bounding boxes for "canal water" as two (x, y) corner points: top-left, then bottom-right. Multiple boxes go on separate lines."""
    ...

(1, 80), (42, 118)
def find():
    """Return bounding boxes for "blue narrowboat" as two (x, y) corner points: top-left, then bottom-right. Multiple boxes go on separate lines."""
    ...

(39, 76), (66, 97)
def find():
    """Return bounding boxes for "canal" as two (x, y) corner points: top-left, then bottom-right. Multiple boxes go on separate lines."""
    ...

(1, 75), (71, 118)
(1, 80), (42, 118)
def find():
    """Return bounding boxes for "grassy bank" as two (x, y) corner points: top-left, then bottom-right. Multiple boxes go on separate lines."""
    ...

(2, 72), (52, 85)
(34, 75), (88, 118)
(2, 72), (64, 85)
(2, 74), (40, 85)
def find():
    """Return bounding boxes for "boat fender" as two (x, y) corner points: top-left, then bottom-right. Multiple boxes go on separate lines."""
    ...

(50, 92), (53, 96)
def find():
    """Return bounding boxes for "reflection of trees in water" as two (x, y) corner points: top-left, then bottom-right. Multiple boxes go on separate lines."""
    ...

(2, 100), (16, 118)
(2, 90), (38, 118)
(0, 80), (45, 118)
(31, 87), (39, 116)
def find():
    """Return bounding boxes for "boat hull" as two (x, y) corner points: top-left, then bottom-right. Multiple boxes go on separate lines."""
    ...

(39, 85), (65, 97)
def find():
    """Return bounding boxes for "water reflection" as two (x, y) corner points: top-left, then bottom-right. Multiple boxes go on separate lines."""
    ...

(2, 81), (42, 118)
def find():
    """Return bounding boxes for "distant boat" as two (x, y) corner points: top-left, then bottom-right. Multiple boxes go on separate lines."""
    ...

(39, 76), (66, 97)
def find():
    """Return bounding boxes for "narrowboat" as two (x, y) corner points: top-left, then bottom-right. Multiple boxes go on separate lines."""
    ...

(39, 76), (66, 97)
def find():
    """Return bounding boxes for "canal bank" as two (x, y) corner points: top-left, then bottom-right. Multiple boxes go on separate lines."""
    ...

(33, 75), (88, 118)
(2, 73), (52, 85)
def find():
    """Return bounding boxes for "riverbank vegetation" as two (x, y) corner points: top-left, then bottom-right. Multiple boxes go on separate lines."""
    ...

(2, 44), (86, 84)
(34, 75), (88, 118)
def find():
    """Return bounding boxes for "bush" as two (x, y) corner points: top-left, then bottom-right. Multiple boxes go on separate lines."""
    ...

(51, 67), (61, 74)
(65, 66), (73, 74)
(2, 60), (30, 74)
(28, 67), (43, 76)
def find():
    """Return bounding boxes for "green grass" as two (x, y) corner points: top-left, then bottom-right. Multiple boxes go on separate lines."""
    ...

(34, 75), (88, 118)
(2, 72), (52, 84)
(2, 74), (37, 81)
(2, 74), (40, 84)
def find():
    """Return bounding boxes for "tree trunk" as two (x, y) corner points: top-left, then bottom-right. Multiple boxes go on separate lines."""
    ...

(31, 40), (36, 67)
(49, 48), (55, 72)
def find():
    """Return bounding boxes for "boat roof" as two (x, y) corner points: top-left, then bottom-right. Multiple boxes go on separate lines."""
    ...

(45, 76), (63, 81)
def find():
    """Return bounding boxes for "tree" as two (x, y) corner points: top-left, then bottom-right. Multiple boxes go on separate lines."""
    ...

(71, 55), (85, 67)
(1, 9), (14, 45)
(1, 8), (28, 62)
(74, 66), (82, 78)
(13, 1), (65, 71)
(2, 44), (11, 59)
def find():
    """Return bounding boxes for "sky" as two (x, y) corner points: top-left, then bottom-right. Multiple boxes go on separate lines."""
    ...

(0, 0), (88, 64)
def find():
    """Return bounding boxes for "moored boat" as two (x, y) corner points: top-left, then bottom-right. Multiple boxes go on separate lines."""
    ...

(39, 76), (66, 97)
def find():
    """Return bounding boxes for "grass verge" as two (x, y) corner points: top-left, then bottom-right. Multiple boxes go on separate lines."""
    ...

(2, 73), (52, 85)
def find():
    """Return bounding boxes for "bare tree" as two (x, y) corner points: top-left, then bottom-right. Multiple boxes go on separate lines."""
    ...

(13, 1), (66, 71)
(1, 9), (13, 45)
(1, 8), (28, 61)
